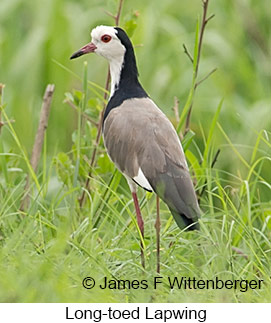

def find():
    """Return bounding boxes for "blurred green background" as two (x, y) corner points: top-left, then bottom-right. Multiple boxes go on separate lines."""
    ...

(1, 0), (270, 157)
(0, 0), (271, 303)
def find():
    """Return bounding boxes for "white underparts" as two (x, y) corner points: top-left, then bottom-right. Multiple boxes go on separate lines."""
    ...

(132, 168), (153, 192)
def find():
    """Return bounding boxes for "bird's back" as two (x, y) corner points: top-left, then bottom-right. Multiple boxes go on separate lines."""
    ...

(103, 97), (200, 230)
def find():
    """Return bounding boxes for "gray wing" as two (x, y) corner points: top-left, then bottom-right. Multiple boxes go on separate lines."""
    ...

(103, 98), (200, 230)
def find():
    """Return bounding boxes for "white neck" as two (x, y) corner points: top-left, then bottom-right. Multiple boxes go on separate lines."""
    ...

(109, 57), (124, 98)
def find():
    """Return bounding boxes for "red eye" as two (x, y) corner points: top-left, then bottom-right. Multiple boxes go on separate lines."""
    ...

(101, 34), (112, 43)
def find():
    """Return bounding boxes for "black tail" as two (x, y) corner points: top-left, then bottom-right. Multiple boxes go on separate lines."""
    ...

(170, 208), (200, 231)
(148, 156), (201, 231)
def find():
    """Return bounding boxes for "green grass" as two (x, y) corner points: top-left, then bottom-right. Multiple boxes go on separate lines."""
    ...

(0, 0), (271, 302)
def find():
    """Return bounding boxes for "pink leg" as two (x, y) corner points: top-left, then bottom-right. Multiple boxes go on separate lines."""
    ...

(132, 192), (145, 268)
(155, 195), (161, 273)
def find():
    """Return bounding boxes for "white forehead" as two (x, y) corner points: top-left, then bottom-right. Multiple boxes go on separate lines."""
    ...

(90, 25), (118, 41)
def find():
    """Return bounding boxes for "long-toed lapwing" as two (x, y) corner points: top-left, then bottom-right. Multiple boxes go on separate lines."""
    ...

(71, 25), (200, 272)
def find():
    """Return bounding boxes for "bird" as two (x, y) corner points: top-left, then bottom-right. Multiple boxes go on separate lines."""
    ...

(70, 25), (200, 272)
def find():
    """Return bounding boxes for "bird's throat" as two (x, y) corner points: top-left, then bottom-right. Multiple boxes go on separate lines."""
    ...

(103, 42), (148, 124)
(109, 57), (124, 98)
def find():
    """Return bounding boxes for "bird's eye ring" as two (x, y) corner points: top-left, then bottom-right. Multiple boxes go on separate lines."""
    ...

(101, 34), (112, 43)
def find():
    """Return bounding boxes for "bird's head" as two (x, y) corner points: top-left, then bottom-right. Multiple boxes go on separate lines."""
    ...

(70, 25), (139, 97)
(70, 25), (126, 62)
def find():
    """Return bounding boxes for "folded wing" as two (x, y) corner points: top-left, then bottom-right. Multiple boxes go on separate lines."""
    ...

(103, 98), (200, 230)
